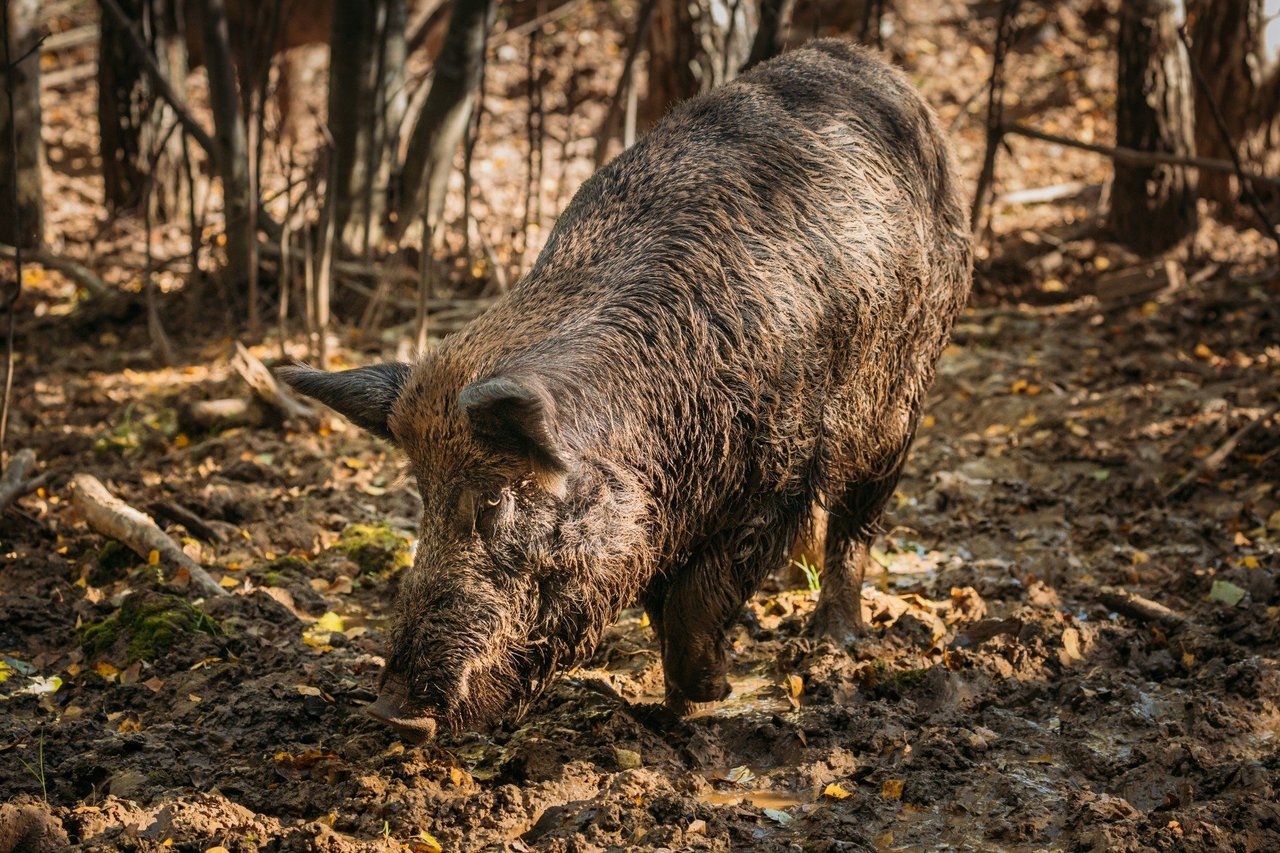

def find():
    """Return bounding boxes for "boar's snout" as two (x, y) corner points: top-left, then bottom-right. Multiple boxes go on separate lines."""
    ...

(366, 674), (439, 743)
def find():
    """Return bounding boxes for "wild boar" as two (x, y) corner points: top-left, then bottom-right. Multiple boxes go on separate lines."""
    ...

(280, 38), (971, 740)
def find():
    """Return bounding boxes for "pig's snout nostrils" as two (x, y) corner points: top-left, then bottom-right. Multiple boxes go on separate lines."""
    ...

(366, 680), (439, 743)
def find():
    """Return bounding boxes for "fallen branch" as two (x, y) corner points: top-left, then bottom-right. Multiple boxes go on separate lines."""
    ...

(231, 342), (316, 421)
(0, 243), (111, 296)
(40, 60), (96, 90)
(1098, 586), (1187, 631)
(0, 448), (47, 512)
(149, 500), (229, 544)
(1166, 401), (1280, 499)
(72, 474), (226, 598)
(995, 181), (1097, 206)
(178, 397), (270, 434)
(1002, 123), (1280, 190)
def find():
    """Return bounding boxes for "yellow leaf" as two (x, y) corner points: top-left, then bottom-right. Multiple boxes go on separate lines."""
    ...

(1028, 754), (1055, 765)
(410, 831), (443, 853)
(921, 414), (936, 428)
(188, 693), (202, 703)
(94, 661), (120, 680)
(148, 549), (160, 565)
(1241, 555), (1260, 569)
(1181, 651), (1195, 668)
(219, 575), (240, 588)
(173, 433), (190, 449)
(1193, 343), (1214, 360)
(1093, 256), (1111, 270)
(881, 779), (904, 800)
(1131, 551), (1150, 566)
(315, 611), (345, 633)
(1141, 301), (1159, 316)
(118, 716), (142, 733)
(1041, 278), (1066, 293)
(783, 673), (804, 699)
(1018, 412), (1039, 428)
(823, 783), (853, 800)
(296, 685), (322, 697)
(1234, 531), (1252, 546)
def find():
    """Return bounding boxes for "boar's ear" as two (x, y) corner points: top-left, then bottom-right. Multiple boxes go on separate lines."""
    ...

(276, 362), (411, 441)
(458, 374), (569, 483)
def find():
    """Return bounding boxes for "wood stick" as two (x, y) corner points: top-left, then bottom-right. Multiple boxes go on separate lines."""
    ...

(1098, 586), (1187, 631)
(1166, 402), (1280, 499)
(230, 342), (316, 421)
(0, 448), (43, 512)
(0, 243), (110, 296)
(1002, 123), (1280, 190)
(178, 397), (270, 433)
(72, 474), (226, 598)
(149, 500), (228, 544)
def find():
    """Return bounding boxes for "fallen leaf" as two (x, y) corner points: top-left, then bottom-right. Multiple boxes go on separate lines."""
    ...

(143, 676), (165, 693)
(315, 611), (345, 633)
(93, 661), (120, 681)
(296, 685), (322, 697)
(22, 676), (62, 695)
(716, 765), (756, 786)
(881, 779), (904, 800)
(823, 783), (853, 800)
(409, 831), (443, 853)
(763, 808), (793, 825)
(687, 819), (707, 836)
(1209, 580), (1246, 607)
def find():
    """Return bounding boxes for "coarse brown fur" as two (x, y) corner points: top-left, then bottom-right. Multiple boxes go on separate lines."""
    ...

(281, 39), (972, 736)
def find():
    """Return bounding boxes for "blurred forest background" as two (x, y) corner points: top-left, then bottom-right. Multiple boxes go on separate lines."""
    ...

(1, 1), (1280, 851)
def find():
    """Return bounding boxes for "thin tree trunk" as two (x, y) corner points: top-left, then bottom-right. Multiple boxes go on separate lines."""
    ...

(197, 0), (255, 325)
(394, 0), (495, 236)
(1107, 0), (1197, 254)
(745, 0), (795, 69)
(644, 0), (759, 123)
(329, 0), (406, 255)
(1187, 0), (1275, 205)
(98, 0), (187, 215)
(0, 0), (42, 249)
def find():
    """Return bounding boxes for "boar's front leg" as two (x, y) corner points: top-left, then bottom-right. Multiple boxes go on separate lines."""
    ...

(650, 562), (735, 714)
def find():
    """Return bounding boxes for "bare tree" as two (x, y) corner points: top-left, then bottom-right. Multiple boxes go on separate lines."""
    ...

(395, 0), (495, 238)
(0, 0), (41, 249)
(196, 0), (256, 322)
(98, 0), (187, 213)
(328, 0), (407, 255)
(745, 0), (796, 69)
(644, 0), (759, 121)
(1108, 0), (1197, 254)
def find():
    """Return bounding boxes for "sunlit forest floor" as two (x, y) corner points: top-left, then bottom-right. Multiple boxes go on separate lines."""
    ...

(2, 1), (1279, 851)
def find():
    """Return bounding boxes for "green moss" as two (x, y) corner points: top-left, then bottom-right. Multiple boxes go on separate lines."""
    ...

(332, 523), (411, 575)
(81, 593), (222, 662)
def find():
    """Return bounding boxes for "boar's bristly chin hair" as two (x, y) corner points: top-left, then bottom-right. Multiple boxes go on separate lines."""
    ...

(459, 373), (569, 490)
(276, 362), (412, 441)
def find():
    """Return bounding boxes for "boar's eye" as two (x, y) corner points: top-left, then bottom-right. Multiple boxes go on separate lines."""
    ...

(475, 489), (511, 536)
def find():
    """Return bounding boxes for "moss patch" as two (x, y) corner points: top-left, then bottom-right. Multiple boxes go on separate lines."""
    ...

(332, 523), (412, 574)
(81, 592), (222, 662)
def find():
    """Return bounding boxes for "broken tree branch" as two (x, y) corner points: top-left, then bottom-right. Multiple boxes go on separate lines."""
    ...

(0, 242), (111, 295)
(1099, 586), (1188, 631)
(0, 447), (46, 512)
(72, 473), (226, 598)
(230, 341), (316, 421)
(1001, 123), (1280, 190)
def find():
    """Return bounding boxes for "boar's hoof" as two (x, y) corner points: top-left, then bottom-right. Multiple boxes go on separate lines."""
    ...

(366, 693), (439, 744)
(808, 609), (864, 648)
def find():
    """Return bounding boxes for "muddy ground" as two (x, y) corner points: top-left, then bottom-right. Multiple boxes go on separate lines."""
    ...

(2, 1), (1280, 851)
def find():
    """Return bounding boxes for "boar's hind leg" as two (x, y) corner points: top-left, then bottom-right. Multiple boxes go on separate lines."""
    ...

(811, 473), (903, 646)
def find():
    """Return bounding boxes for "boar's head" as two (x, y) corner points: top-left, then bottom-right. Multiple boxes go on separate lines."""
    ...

(279, 359), (647, 741)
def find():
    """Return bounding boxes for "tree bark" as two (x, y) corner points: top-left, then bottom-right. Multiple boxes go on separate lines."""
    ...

(394, 0), (494, 237)
(196, 0), (255, 318)
(1108, 0), (1197, 255)
(0, 0), (43, 249)
(328, 0), (407, 254)
(1187, 0), (1277, 205)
